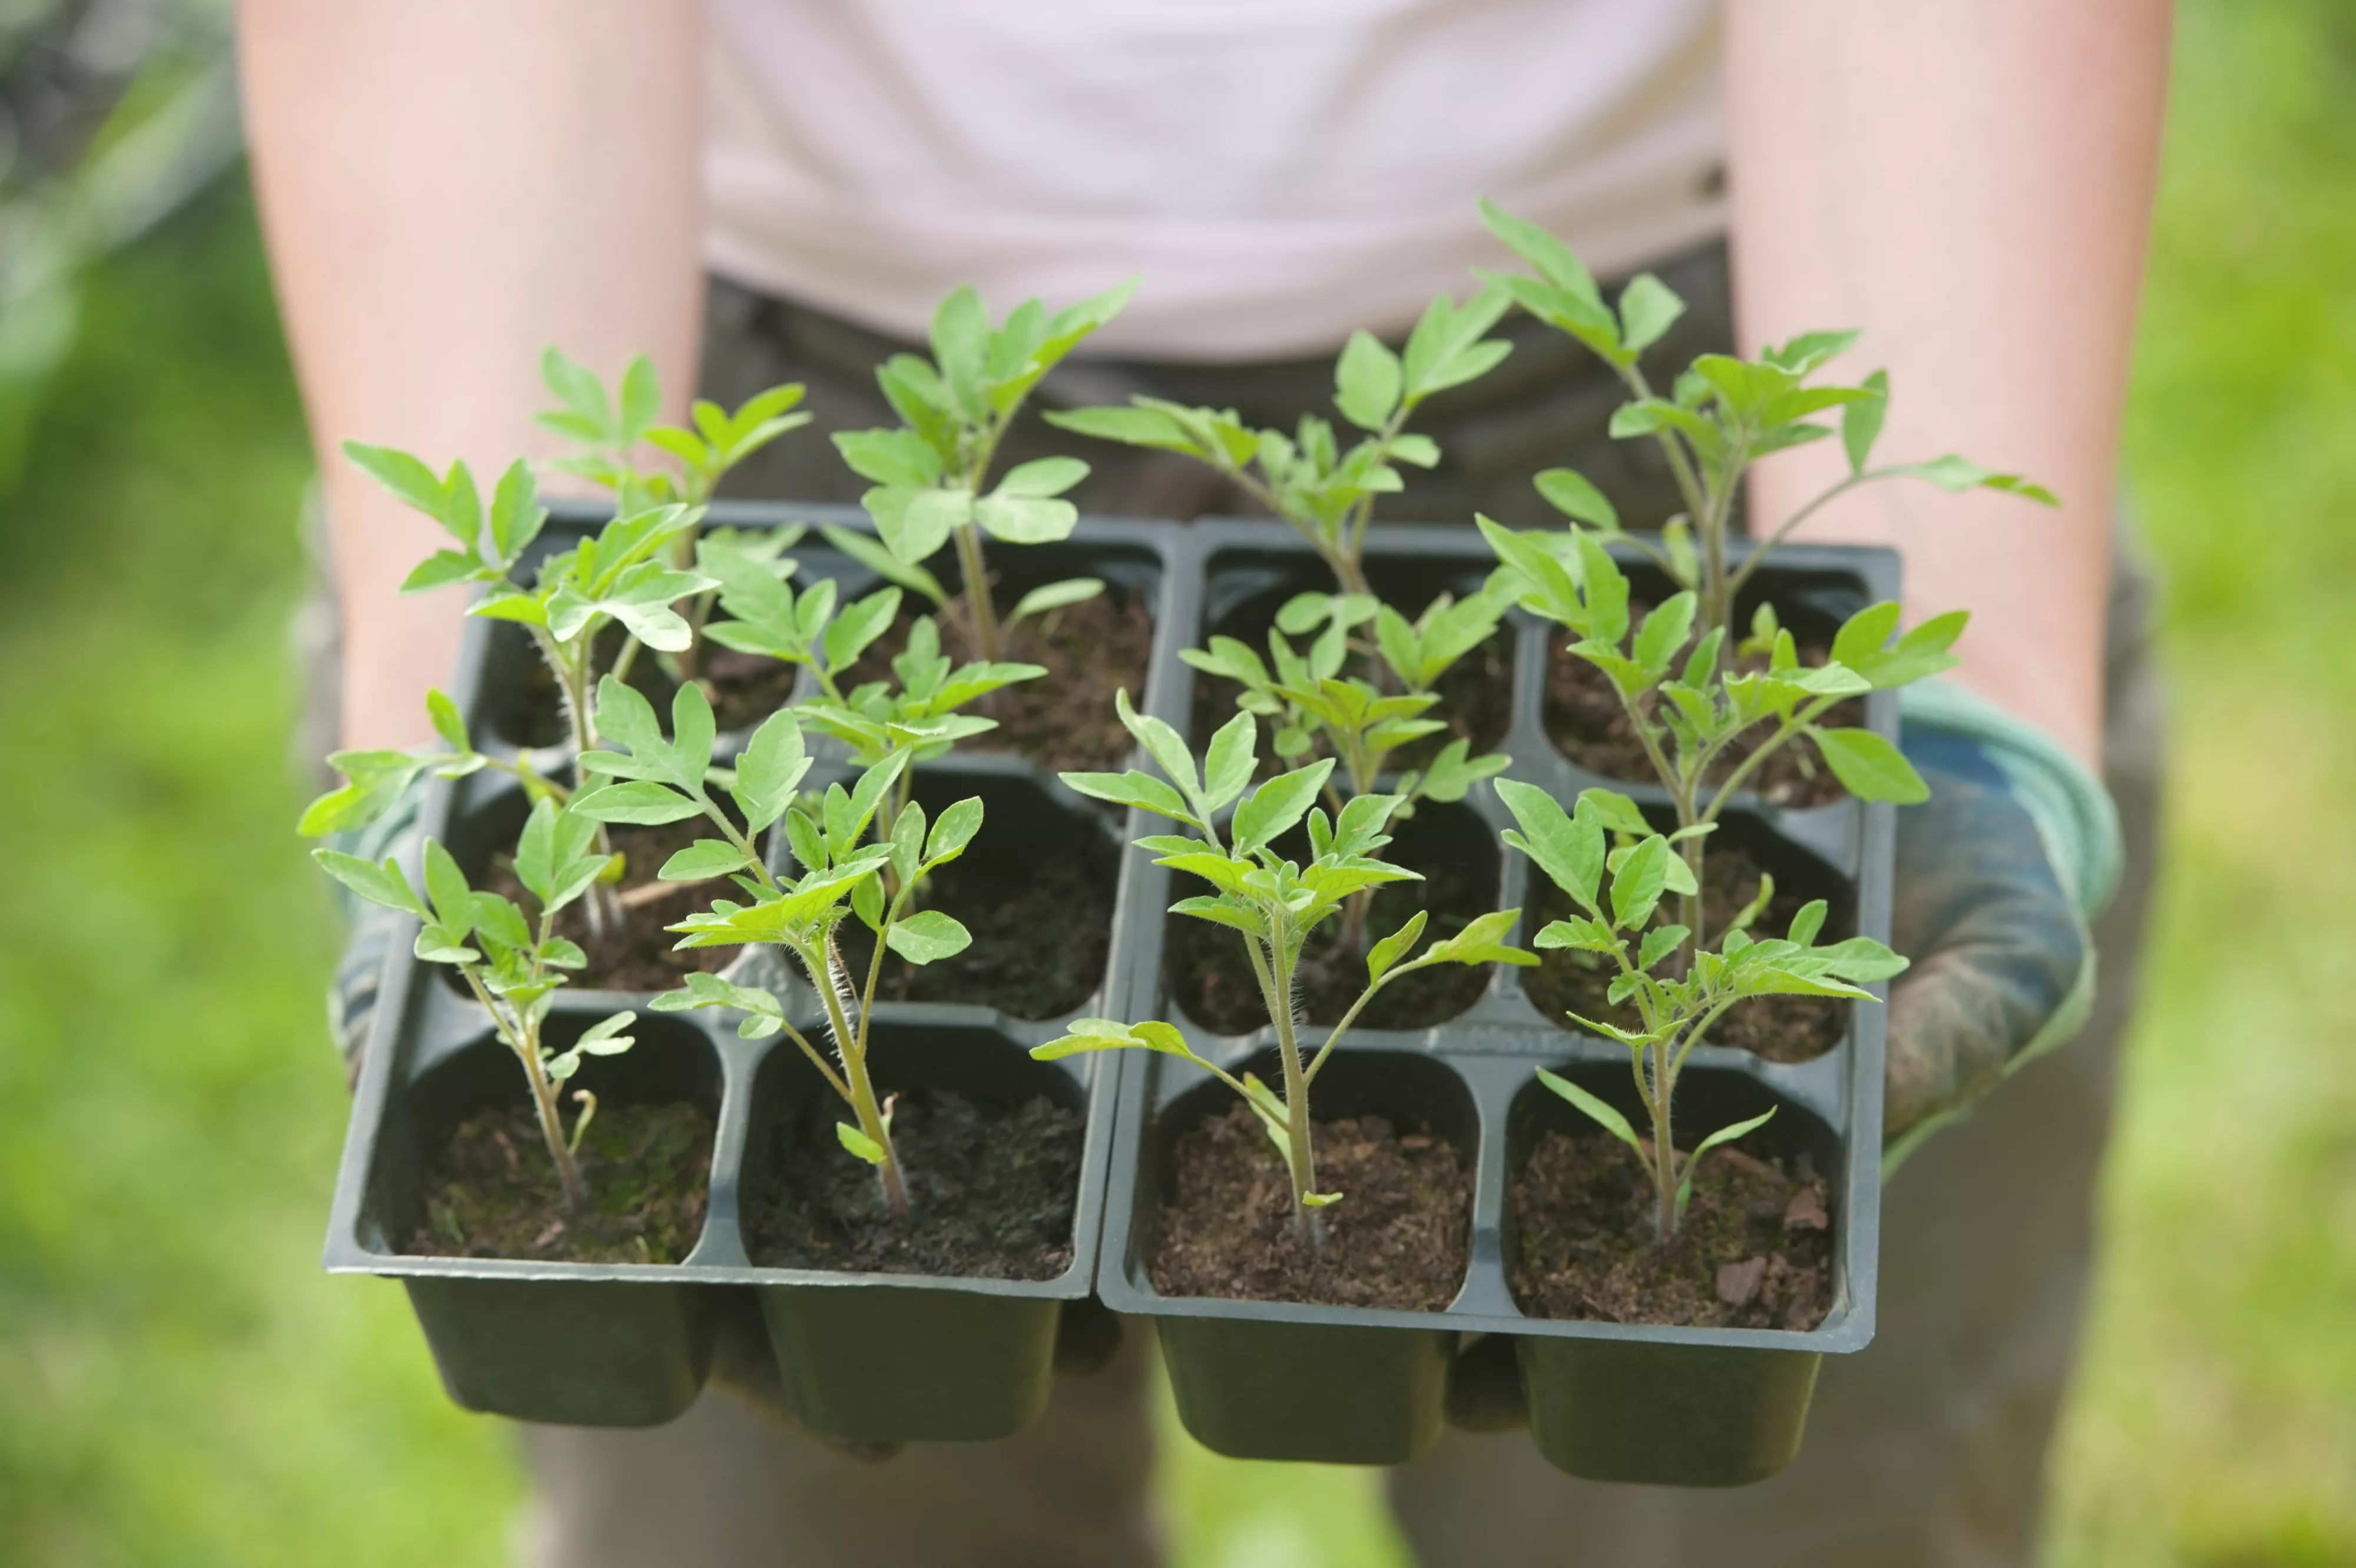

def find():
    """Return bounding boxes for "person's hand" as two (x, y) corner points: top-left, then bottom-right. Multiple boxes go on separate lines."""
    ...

(1883, 681), (2122, 1169)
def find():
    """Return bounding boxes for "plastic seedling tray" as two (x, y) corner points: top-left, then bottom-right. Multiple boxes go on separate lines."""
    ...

(1093, 520), (1898, 1486)
(324, 503), (1183, 1440)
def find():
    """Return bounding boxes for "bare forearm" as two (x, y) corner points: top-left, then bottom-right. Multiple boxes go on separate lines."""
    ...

(241, 0), (703, 749)
(1726, 1), (2169, 765)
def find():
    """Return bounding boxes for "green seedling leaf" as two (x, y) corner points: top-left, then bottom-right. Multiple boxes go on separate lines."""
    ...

(819, 523), (949, 607)
(659, 840), (752, 882)
(1808, 727), (1931, 804)
(974, 492), (1078, 544)
(1536, 1068), (1646, 1159)
(1610, 835), (1672, 930)
(1617, 272), (1685, 355)
(1060, 769), (1192, 822)
(570, 781), (703, 825)
(925, 796), (985, 860)
(886, 909), (972, 964)
(1632, 593), (1698, 677)
(1787, 899), (1828, 948)
(299, 750), (426, 837)
(421, 841), (476, 935)
(995, 455), (1088, 498)
(1638, 924), (1691, 972)
(1533, 467), (1619, 530)
(1495, 778), (1607, 910)
(1333, 329), (1404, 431)
(425, 689), (469, 753)
(1727, 871), (1778, 937)
(1842, 369), (1889, 474)
(1044, 404), (1203, 454)
(1424, 908), (1538, 968)
(1900, 455), (2060, 505)
(1005, 577), (1104, 628)
(1812, 935), (1909, 983)
(1829, 601), (1903, 671)
(1201, 712), (1258, 814)
(312, 849), (429, 919)
(575, 1010), (638, 1056)
(1534, 916), (1615, 952)
(1114, 689), (1199, 800)
(1031, 1018), (1199, 1061)
(1677, 1109), (1778, 1216)
(1230, 759), (1335, 857)
(1366, 910), (1429, 985)
(838, 1123), (888, 1164)
(731, 710), (811, 833)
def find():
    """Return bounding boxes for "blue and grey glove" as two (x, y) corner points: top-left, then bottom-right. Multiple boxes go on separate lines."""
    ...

(1883, 681), (2123, 1171)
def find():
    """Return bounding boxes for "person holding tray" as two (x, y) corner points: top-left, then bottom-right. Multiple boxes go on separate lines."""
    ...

(240, 2), (2168, 1564)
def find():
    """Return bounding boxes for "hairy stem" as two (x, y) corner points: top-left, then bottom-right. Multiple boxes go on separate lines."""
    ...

(461, 965), (587, 1210)
(952, 522), (1001, 664)
(1621, 365), (1711, 532)
(1649, 1036), (1677, 1245)
(1698, 695), (1843, 826)
(544, 631), (624, 940)
(806, 933), (907, 1216)
(1244, 926), (1319, 1241)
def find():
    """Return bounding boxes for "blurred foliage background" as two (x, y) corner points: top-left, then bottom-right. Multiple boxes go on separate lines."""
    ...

(2, 1), (2351, 1562)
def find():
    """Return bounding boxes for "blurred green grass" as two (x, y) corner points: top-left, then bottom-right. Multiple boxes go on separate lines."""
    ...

(2, 2), (2352, 1561)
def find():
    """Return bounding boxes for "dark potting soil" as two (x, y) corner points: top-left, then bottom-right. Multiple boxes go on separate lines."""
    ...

(1511, 1129), (1831, 1331)
(1150, 1104), (1470, 1311)
(1169, 811), (1497, 1034)
(1521, 839), (1849, 1063)
(478, 816), (744, 993)
(834, 829), (1114, 1019)
(744, 1089), (1083, 1280)
(405, 1101), (713, 1264)
(1187, 595), (1514, 780)
(704, 645), (805, 732)
(840, 592), (1156, 774)
(505, 623), (676, 749)
(1543, 608), (1866, 809)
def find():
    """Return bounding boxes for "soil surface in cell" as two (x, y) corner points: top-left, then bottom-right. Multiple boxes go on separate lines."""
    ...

(840, 591), (1156, 774)
(406, 1101), (713, 1264)
(1187, 591), (1514, 779)
(504, 623), (677, 749)
(1511, 1129), (1832, 1331)
(479, 816), (744, 992)
(1151, 1104), (1470, 1311)
(746, 1089), (1084, 1280)
(704, 646), (805, 732)
(1523, 841), (1850, 1063)
(1170, 811), (1497, 1033)
(835, 825), (1115, 1019)
(1544, 602), (1866, 808)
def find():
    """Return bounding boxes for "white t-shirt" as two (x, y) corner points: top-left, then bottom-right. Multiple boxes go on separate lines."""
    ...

(706, 1), (1723, 360)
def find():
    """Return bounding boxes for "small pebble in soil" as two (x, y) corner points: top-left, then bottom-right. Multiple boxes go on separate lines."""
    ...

(1510, 1129), (1832, 1331)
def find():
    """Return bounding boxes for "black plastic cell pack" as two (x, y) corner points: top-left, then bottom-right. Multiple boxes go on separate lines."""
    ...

(324, 502), (1899, 1486)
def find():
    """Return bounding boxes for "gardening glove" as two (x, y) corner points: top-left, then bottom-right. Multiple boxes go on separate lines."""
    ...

(1882, 680), (2123, 1172)
(322, 771), (431, 1090)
